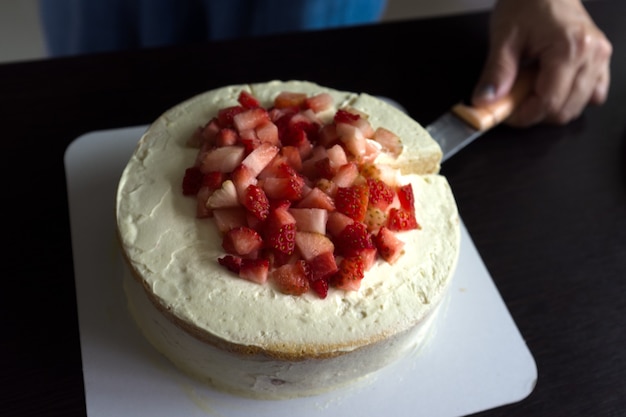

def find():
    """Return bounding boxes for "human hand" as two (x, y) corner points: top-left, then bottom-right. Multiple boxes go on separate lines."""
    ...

(471, 0), (612, 127)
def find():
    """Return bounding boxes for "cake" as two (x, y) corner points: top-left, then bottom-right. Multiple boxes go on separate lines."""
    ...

(116, 80), (460, 399)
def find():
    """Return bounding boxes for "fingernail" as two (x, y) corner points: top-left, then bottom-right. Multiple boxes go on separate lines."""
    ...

(475, 84), (497, 102)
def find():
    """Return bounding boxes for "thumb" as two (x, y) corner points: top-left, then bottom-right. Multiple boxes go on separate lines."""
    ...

(472, 37), (522, 107)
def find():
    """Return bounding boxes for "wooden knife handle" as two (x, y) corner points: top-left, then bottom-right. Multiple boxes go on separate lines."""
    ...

(451, 70), (533, 131)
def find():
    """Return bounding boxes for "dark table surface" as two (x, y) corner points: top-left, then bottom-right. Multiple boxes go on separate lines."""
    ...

(2, 1), (625, 416)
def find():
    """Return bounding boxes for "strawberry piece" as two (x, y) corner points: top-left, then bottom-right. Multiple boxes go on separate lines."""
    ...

(373, 127), (403, 158)
(337, 123), (366, 159)
(274, 91), (307, 109)
(232, 164), (257, 204)
(307, 251), (338, 282)
(289, 208), (328, 234)
(255, 121), (279, 145)
(206, 180), (239, 209)
(271, 261), (310, 295)
(182, 166), (204, 196)
(215, 128), (239, 147)
(264, 206), (297, 255)
(334, 222), (375, 259)
(217, 105), (245, 128)
(239, 258), (269, 284)
(310, 278), (329, 299)
(218, 255), (242, 273)
(295, 232), (334, 261)
(212, 208), (248, 233)
(330, 256), (365, 291)
(367, 178), (395, 210)
(233, 107), (271, 132)
(241, 143), (280, 177)
(396, 184), (415, 211)
(335, 184), (369, 222)
(262, 176), (304, 201)
(198, 119), (220, 145)
(331, 162), (359, 188)
(363, 207), (387, 233)
(373, 226), (406, 265)
(326, 211), (354, 237)
(387, 208), (420, 231)
(196, 186), (213, 218)
(297, 187), (335, 210)
(222, 226), (263, 257)
(202, 171), (224, 190)
(243, 184), (270, 221)
(304, 92), (334, 113)
(199, 145), (245, 174)
(238, 90), (261, 109)
(334, 109), (360, 124)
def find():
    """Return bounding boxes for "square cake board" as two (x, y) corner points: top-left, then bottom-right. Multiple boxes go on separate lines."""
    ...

(65, 126), (537, 417)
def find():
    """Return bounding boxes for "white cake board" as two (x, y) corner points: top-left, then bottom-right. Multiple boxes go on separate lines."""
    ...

(65, 126), (537, 417)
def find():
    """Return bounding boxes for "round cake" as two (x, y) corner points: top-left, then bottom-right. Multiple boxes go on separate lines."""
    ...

(116, 80), (460, 399)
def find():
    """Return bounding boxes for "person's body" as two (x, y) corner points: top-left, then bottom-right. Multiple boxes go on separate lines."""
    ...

(38, 0), (612, 127)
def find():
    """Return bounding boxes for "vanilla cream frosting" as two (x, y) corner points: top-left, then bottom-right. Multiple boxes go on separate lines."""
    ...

(116, 81), (460, 398)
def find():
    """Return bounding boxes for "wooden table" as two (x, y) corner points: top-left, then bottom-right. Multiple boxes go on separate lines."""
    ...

(2, 0), (624, 415)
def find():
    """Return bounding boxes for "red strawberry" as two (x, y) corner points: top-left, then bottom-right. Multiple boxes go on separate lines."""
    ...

(334, 109), (360, 124)
(199, 145), (246, 174)
(212, 208), (248, 233)
(222, 226), (263, 257)
(202, 171), (224, 190)
(334, 222), (375, 259)
(274, 91), (307, 109)
(239, 258), (269, 284)
(396, 184), (415, 211)
(241, 143), (280, 177)
(215, 127), (239, 147)
(288, 207), (328, 234)
(271, 261), (310, 295)
(387, 208), (419, 231)
(182, 166), (204, 196)
(335, 184), (369, 222)
(238, 90), (260, 109)
(264, 207), (297, 255)
(307, 251), (338, 282)
(330, 256), (365, 291)
(373, 127), (403, 158)
(373, 226), (406, 264)
(294, 231), (334, 261)
(363, 207), (387, 233)
(206, 180), (239, 209)
(326, 211), (354, 237)
(262, 176), (304, 201)
(367, 178), (395, 210)
(304, 92), (333, 113)
(217, 105), (245, 128)
(310, 278), (329, 299)
(233, 107), (270, 132)
(218, 255), (242, 273)
(297, 187), (335, 210)
(243, 184), (270, 221)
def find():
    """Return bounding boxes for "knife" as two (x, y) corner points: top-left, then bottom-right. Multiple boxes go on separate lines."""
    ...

(426, 70), (533, 162)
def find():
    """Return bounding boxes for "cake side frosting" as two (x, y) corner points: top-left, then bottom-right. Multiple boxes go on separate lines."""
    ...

(115, 81), (460, 358)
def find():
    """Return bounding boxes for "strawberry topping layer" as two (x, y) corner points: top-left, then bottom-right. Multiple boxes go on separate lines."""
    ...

(182, 90), (420, 298)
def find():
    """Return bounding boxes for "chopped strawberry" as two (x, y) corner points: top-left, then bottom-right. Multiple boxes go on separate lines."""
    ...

(330, 256), (365, 291)
(331, 162), (359, 188)
(337, 123), (367, 159)
(239, 258), (269, 284)
(238, 90), (260, 109)
(232, 164), (257, 203)
(198, 119), (220, 145)
(326, 144), (348, 168)
(264, 206), (297, 255)
(307, 251), (338, 282)
(274, 91), (307, 109)
(334, 222), (375, 259)
(367, 178), (395, 210)
(199, 145), (246, 174)
(297, 187), (335, 210)
(215, 127), (239, 147)
(196, 186), (213, 218)
(218, 255), (243, 273)
(304, 92), (334, 113)
(271, 261), (310, 295)
(387, 208), (420, 231)
(222, 226), (264, 257)
(233, 107), (270, 132)
(255, 121), (279, 145)
(326, 211), (354, 237)
(202, 171), (225, 190)
(396, 184), (415, 211)
(212, 208), (248, 233)
(373, 226), (405, 264)
(280, 146), (302, 172)
(373, 127), (403, 158)
(363, 207), (387, 233)
(241, 143), (280, 177)
(288, 208), (328, 234)
(262, 176), (304, 201)
(295, 231), (334, 261)
(206, 180), (239, 209)
(217, 105), (245, 128)
(335, 184), (369, 222)
(334, 109), (360, 124)
(310, 278), (329, 299)
(182, 166), (204, 196)
(242, 184), (270, 221)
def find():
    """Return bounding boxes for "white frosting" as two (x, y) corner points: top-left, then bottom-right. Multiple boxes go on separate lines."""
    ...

(116, 81), (460, 398)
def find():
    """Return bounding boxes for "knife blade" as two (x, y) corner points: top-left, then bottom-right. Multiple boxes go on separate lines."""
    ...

(427, 70), (533, 162)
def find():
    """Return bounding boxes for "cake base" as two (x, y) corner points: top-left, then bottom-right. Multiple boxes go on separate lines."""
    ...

(123, 266), (440, 400)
